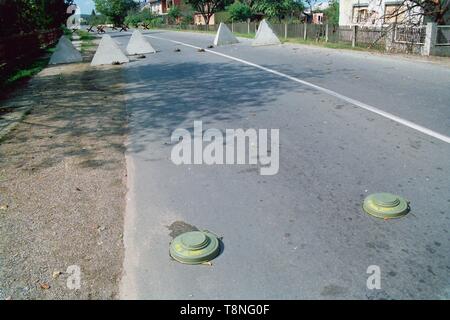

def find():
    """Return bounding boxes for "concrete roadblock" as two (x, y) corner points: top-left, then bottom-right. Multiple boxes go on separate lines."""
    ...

(49, 36), (83, 65)
(252, 19), (281, 46)
(91, 35), (129, 66)
(214, 23), (239, 46)
(126, 30), (156, 55)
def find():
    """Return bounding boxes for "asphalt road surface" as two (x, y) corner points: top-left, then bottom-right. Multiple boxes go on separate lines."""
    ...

(110, 30), (450, 299)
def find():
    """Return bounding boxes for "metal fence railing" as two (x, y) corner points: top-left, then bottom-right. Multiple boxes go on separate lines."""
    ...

(436, 25), (450, 45)
(393, 25), (426, 44)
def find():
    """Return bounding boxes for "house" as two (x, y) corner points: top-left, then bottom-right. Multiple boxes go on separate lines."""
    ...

(304, 2), (329, 24)
(141, 0), (185, 15)
(312, 12), (324, 24)
(339, 0), (423, 26)
(193, 13), (216, 25)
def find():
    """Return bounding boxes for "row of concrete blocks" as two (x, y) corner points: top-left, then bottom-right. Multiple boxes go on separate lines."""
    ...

(49, 19), (281, 67)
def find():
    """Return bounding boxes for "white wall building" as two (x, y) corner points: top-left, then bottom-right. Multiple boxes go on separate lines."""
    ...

(339, 0), (423, 26)
(142, 0), (164, 15)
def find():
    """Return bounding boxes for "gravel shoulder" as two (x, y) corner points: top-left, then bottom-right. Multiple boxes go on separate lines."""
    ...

(0, 39), (128, 299)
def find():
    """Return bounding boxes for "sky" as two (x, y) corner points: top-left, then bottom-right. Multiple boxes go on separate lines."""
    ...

(76, 0), (96, 14)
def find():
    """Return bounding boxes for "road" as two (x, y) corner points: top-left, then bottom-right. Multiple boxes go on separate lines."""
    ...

(111, 30), (450, 299)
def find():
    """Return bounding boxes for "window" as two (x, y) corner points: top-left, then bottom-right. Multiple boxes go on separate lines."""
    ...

(352, 6), (369, 24)
(384, 4), (406, 24)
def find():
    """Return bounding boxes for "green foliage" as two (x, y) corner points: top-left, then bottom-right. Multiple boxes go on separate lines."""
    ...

(94, 0), (138, 25)
(185, 0), (231, 24)
(0, 0), (74, 36)
(124, 8), (162, 27)
(125, 9), (158, 26)
(183, 14), (195, 25)
(214, 11), (231, 23)
(252, 0), (304, 20)
(6, 55), (50, 85)
(227, 1), (252, 22)
(323, 0), (339, 25)
(168, 6), (182, 24)
(89, 14), (110, 25)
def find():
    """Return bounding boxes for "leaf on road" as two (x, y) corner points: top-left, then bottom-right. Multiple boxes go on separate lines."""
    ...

(40, 283), (50, 290)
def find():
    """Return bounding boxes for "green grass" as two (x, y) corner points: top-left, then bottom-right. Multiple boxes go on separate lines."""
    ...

(62, 26), (73, 41)
(283, 37), (385, 52)
(233, 32), (255, 39)
(5, 51), (52, 85)
(80, 40), (95, 52)
(76, 30), (96, 53)
(76, 29), (95, 41)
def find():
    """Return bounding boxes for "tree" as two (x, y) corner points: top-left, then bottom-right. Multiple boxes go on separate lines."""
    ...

(0, 0), (74, 36)
(94, 0), (138, 25)
(185, 0), (227, 26)
(252, 0), (304, 20)
(227, 1), (253, 21)
(168, 5), (182, 24)
(323, 0), (339, 25)
(382, 0), (449, 25)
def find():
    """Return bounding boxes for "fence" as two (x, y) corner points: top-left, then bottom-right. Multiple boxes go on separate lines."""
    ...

(0, 28), (61, 82)
(163, 22), (389, 49)
(436, 25), (450, 45)
(157, 21), (449, 56)
(393, 25), (426, 44)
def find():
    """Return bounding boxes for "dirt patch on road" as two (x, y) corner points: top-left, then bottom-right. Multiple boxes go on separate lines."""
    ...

(0, 56), (127, 299)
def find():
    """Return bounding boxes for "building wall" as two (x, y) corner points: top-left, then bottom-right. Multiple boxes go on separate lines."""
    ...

(144, 0), (189, 14)
(142, 0), (165, 14)
(193, 13), (215, 25)
(339, 0), (355, 26)
(339, 0), (423, 26)
(313, 13), (324, 24)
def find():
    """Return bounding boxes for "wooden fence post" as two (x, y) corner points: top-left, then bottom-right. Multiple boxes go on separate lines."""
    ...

(304, 23), (307, 40)
(285, 23), (288, 39)
(325, 24), (329, 42)
(247, 19), (250, 34)
(352, 25), (358, 47)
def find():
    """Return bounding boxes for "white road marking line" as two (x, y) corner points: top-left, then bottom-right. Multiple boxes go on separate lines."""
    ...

(145, 34), (450, 144)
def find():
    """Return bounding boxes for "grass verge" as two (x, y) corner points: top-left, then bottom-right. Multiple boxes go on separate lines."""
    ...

(1, 46), (55, 100)
(283, 37), (385, 52)
(77, 30), (96, 53)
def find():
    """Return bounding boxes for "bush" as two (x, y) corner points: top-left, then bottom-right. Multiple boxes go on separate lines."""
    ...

(183, 14), (194, 25)
(227, 1), (252, 22)
(125, 8), (157, 27)
(167, 6), (182, 24)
